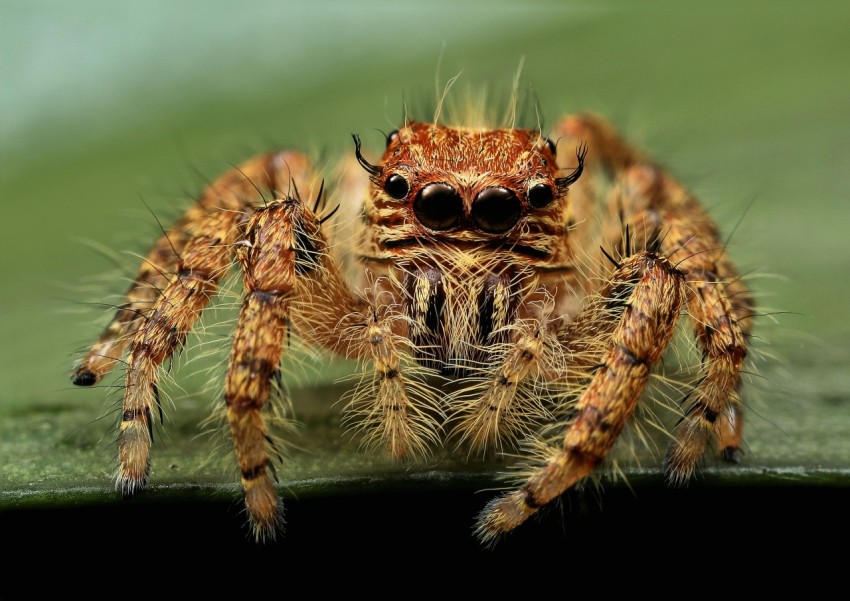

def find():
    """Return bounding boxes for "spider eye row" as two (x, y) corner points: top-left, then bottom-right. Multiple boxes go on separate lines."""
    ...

(376, 131), (561, 234)
(388, 175), (554, 234)
(384, 173), (555, 221)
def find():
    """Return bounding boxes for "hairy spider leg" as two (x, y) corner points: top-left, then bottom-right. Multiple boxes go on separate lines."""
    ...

(227, 167), (443, 537)
(476, 251), (687, 543)
(224, 192), (349, 540)
(77, 152), (313, 492)
(621, 168), (752, 480)
(561, 114), (753, 482)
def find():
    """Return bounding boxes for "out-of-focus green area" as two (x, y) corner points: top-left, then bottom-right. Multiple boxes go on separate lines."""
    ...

(1, 0), (849, 537)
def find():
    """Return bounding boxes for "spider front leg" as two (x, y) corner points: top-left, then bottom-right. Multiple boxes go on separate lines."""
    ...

(229, 192), (441, 537)
(224, 194), (332, 540)
(476, 252), (686, 543)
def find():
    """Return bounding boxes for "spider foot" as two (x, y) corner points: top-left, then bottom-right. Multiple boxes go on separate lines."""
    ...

(474, 490), (537, 547)
(722, 446), (742, 463)
(116, 411), (152, 496)
(244, 473), (284, 543)
(116, 457), (149, 497)
(663, 425), (709, 486)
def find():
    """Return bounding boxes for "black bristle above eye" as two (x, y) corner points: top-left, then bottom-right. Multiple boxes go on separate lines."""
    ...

(352, 133), (382, 178)
(545, 137), (557, 155)
(555, 142), (588, 190)
(384, 174), (409, 199)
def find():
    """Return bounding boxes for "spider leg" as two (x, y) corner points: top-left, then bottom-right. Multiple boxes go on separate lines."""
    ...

(118, 204), (237, 492)
(476, 251), (686, 544)
(71, 151), (312, 386)
(343, 307), (441, 461)
(227, 180), (440, 536)
(95, 152), (314, 493)
(224, 195), (322, 540)
(630, 168), (752, 480)
(559, 114), (753, 481)
(450, 317), (556, 455)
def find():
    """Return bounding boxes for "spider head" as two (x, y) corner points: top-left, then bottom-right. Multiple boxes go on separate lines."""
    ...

(355, 122), (585, 246)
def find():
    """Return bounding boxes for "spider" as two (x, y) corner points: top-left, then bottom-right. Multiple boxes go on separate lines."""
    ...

(71, 108), (752, 544)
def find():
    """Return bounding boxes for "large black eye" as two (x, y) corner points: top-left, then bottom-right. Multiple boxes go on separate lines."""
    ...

(528, 183), (554, 208)
(471, 187), (522, 234)
(413, 183), (463, 231)
(384, 174), (409, 199)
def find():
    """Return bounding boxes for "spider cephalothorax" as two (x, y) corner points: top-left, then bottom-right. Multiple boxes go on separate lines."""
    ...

(358, 122), (583, 239)
(73, 111), (752, 544)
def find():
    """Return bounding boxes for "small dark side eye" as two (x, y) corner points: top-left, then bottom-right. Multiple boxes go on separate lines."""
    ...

(528, 184), (554, 209)
(384, 174), (409, 199)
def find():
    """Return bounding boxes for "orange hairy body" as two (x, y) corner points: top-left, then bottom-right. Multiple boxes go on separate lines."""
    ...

(74, 113), (752, 543)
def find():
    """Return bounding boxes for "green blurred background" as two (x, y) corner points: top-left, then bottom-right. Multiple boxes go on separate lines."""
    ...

(2, 0), (849, 554)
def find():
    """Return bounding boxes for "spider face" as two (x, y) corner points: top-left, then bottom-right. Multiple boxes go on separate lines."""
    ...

(362, 122), (567, 242)
(73, 111), (752, 546)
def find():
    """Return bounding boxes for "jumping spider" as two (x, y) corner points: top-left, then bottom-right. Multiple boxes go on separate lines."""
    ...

(72, 111), (751, 543)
